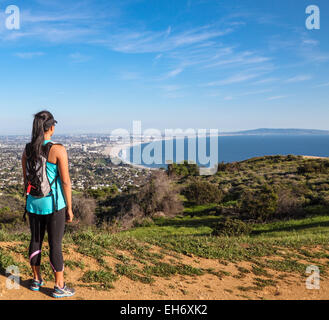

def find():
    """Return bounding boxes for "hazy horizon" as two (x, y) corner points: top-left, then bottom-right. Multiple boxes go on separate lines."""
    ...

(1, 127), (329, 137)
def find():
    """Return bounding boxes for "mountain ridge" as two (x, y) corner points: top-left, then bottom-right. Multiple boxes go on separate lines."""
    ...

(222, 128), (329, 135)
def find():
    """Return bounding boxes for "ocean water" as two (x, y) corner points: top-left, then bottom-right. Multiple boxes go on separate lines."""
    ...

(126, 135), (329, 169)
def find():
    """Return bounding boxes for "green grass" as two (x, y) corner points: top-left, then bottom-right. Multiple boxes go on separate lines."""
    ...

(115, 263), (154, 284)
(253, 277), (278, 288)
(183, 203), (218, 216)
(80, 269), (118, 287)
(123, 214), (329, 260)
(0, 248), (29, 277)
(65, 260), (86, 270)
(1, 210), (329, 292)
(143, 262), (204, 278)
(251, 215), (329, 238)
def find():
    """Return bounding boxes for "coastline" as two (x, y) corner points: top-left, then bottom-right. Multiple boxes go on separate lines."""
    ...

(103, 135), (329, 171)
(103, 139), (162, 170)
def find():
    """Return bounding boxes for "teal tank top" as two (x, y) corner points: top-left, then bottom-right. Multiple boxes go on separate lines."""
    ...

(26, 140), (67, 215)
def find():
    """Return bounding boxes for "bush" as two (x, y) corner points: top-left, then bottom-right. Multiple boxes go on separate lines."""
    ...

(297, 161), (329, 175)
(86, 185), (118, 200)
(276, 189), (304, 217)
(167, 161), (199, 177)
(239, 184), (278, 221)
(217, 162), (241, 173)
(0, 207), (27, 232)
(72, 195), (97, 226)
(212, 218), (253, 237)
(108, 171), (183, 230)
(182, 179), (222, 205)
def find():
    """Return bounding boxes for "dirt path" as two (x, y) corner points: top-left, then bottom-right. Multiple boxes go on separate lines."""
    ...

(302, 156), (329, 160)
(1, 243), (328, 300)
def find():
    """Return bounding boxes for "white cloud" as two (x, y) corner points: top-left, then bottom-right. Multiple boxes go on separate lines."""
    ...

(284, 75), (312, 83)
(69, 52), (91, 63)
(203, 72), (263, 86)
(163, 92), (185, 99)
(154, 54), (163, 60)
(14, 52), (44, 59)
(98, 25), (234, 54)
(314, 82), (329, 88)
(159, 85), (182, 92)
(252, 77), (278, 85)
(240, 89), (272, 96)
(266, 95), (287, 101)
(302, 39), (319, 46)
(165, 26), (172, 37)
(165, 68), (183, 78)
(205, 51), (271, 68)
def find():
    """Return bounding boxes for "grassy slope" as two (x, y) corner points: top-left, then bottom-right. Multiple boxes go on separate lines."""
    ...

(1, 213), (329, 296)
(1, 155), (329, 297)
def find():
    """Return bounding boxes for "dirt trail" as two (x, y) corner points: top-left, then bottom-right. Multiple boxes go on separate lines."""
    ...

(302, 156), (329, 160)
(1, 243), (328, 300)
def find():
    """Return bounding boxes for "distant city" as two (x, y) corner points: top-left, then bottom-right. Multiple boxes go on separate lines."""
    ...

(0, 134), (154, 194)
(1, 128), (328, 194)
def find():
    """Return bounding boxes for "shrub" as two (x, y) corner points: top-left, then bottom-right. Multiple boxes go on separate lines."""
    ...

(212, 218), (253, 237)
(72, 195), (97, 226)
(108, 171), (183, 230)
(239, 184), (278, 221)
(217, 162), (241, 173)
(167, 161), (199, 177)
(182, 179), (222, 205)
(86, 185), (118, 200)
(276, 189), (304, 217)
(297, 161), (329, 175)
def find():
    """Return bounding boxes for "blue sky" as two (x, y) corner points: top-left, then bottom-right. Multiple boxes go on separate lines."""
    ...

(0, 0), (328, 134)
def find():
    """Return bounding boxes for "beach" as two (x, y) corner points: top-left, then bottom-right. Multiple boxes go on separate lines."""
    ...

(103, 134), (329, 171)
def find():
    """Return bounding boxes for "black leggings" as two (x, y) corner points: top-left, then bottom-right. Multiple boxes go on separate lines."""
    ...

(28, 208), (66, 273)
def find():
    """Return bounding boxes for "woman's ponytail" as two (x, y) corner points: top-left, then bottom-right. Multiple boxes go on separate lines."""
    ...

(29, 110), (57, 160)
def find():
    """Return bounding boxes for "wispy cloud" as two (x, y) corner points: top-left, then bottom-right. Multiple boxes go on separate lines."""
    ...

(205, 51), (271, 68)
(302, 39), (319, 46)
(158, 85), (182, 92)
(203, 72), (263, 87)
(240, 89), (272, 96)
(97, 26), (234, 54)
(252, 77), (279, 85)
(120, 71), (141, 81)
(14, 52), (44, 59)
(163, 91), (185, 99)
(163, 68), (183, 79)
(314, 82), (329, 88)
(284, 75), (312, 83)
(69, 52), (91, 63)
(266, 95), (287, 101)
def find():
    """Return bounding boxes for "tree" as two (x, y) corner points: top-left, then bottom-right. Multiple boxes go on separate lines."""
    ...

(182, 178), (222, 205)
(239, 184), (278, 221)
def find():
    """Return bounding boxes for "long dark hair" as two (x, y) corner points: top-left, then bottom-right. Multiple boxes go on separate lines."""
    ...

(30, 110), (57, 160)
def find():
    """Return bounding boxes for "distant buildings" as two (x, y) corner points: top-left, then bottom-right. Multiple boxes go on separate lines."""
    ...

(0, 135), (152, 192)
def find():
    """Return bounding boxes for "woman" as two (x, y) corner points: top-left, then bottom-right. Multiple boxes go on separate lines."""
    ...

(22, 110), (75, 298)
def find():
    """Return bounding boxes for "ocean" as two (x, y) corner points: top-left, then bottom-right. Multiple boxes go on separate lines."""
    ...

(125, 135), (329, 169)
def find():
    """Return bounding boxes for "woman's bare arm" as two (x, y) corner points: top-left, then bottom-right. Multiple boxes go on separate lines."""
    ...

(56, 145), (73, 222)
(22, 149), (27, 188)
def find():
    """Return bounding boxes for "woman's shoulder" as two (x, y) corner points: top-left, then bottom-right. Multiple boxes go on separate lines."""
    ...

(50, 143), (67, 155)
